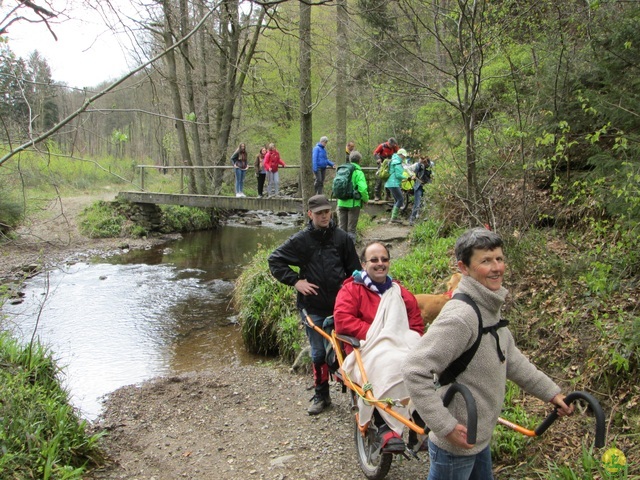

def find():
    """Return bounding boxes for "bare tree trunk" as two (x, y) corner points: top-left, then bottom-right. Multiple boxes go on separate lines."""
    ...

(464, 110), (477, 207)
(212, 1), (265, 194)
(299, 0), (314, 202)
(198, 1), (212, 193)
(162, 0), (195, 193)
(335, 0), (348, 164)
(179, 0), (207, 194)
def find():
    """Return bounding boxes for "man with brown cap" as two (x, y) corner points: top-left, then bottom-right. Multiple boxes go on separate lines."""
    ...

(269, 194), (360, 414)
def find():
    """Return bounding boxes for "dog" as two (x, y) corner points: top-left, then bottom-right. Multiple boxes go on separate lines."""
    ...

(414, 273), (462, 326)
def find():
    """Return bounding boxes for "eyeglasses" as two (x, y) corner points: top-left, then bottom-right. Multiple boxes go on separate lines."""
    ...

(366, 257), (390, 264)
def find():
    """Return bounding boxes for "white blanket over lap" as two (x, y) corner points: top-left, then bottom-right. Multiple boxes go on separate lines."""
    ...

(342, 283), (421, 434)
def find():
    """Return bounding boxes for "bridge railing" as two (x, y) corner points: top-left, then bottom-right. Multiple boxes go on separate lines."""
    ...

(135, 164), (378, 193)
(136, 165), (301, 192)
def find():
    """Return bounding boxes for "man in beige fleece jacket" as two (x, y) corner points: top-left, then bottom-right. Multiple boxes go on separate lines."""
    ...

(403, 227), (573, 480)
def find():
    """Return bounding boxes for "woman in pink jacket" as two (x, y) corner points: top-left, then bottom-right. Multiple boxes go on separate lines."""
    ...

(263, 143), (286, 197)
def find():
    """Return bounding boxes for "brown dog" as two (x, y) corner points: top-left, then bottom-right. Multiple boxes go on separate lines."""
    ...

(414, 273), (462, 326)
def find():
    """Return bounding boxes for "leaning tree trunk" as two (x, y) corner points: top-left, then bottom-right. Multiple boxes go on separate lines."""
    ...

(162, 0), (195, 193)
(299, 0), (314, 202)
(179, 0), (207, 194)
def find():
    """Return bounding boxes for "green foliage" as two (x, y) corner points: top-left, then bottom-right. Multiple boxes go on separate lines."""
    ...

(2, 149), (136, 191)
(159, 205), (215, 232)
(546, 443), (634, 480)
(129, 225), (148, 238)
(0, 333), (104, 478)
(356, 212), (374, 238)
(391, 220), (460, 294)
(78, 201), (125, 238)
(232, 249), (302, 362)
(491, 382), (535, 461)
(0, 183), (23, 235)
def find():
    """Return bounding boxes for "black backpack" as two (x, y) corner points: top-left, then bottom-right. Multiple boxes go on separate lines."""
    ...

(437, 293), (509, 387)
(416, 161), (432, 184)
(332, 163), (360, 200)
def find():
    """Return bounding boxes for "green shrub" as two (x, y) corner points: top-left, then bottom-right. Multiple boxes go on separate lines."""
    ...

(160, 205), (215, 232)
(232, 249), (302, 362)
(0, 197), (23, 235)
(392, 219), (460, 293)
(546, 443), (631, 480)
(0, 333), (104, 478)
(78, 201), (125, 238)
(128, 225), (148, 238)
(491, 382), (535, 461)
(356, 212), (374, 238)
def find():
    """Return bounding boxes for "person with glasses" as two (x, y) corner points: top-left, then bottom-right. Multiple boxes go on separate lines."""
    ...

(268, 194), (360, 415)
(333, 241), (424, 452)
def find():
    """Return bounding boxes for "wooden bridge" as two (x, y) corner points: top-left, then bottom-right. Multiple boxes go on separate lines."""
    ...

(117, 164), (388, 215)
(116, 191), (388, 215)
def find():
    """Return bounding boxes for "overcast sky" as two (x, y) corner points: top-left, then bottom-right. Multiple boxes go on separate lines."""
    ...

(5, 1), (142, 89)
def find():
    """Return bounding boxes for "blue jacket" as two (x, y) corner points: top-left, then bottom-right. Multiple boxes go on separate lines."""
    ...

(312, 142), (335, 172)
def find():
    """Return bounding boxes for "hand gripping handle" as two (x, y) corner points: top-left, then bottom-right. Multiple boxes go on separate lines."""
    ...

(443, 383), (478, 445)
(534, 391), (605, 448)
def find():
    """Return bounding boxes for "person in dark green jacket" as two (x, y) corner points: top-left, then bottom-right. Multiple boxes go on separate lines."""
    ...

(337, 150), (370, 242)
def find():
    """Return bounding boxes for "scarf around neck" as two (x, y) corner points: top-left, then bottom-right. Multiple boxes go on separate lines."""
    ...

(355, 270), (393, 296)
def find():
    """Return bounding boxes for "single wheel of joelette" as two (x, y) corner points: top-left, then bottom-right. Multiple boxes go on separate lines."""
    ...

(352, 392), (392, 480)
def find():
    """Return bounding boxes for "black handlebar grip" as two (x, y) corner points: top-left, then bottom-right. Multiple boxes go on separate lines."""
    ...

(534, 391), (606, 448)
(443, 383), (478, 445)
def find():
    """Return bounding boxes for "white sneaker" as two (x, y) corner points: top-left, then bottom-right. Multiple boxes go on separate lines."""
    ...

(235, 193), (241, 197)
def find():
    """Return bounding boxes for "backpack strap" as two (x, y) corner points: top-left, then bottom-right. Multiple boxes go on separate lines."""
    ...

(437, 293), (508, 387)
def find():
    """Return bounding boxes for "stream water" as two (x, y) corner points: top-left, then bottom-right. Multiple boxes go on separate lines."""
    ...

(2, 217), (300, 420)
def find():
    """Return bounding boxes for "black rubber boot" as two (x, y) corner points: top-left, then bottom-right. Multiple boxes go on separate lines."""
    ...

(308, 364), (331, 415)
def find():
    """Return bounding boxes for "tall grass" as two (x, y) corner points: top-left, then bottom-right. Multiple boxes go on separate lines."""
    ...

(0, 333), (104, 479)
(391, 219), (461, 293)
(232, 248), (303, 362)
(1, 148), (180, 199)
(78, 201), (217, 238)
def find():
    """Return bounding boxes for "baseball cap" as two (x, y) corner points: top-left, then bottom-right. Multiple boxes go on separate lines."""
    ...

(308, 194), (332, 213)
(397, 148), (408, 156)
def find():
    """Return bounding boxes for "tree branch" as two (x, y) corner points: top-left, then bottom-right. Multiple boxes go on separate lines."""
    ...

(0, 3), (218, 166)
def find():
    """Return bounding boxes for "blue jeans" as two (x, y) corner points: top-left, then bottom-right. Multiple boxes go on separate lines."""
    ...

(266, 171), (279, 196)
(410, 185), (424, 222)
(235, 168), (246, 194)
(300, 312), (327, 364)
(427, 440), (493, 480)
(388, 186), (403, 209)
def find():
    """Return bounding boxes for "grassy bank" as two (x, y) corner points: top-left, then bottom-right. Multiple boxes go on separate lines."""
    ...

(233, 218), (638, 477)
(0, 333), (104, 479)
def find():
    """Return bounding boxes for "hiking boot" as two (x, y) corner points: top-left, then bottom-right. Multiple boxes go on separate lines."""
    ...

(307, 393), (331, 415)
(408, 430), (428, 452)
(377, 424), (405, 453)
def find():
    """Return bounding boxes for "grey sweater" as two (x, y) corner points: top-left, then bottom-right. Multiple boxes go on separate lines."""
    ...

(403, 275), (560, 456)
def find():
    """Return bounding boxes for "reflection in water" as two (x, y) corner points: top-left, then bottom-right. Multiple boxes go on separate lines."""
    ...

(2, 223), (298, 420)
